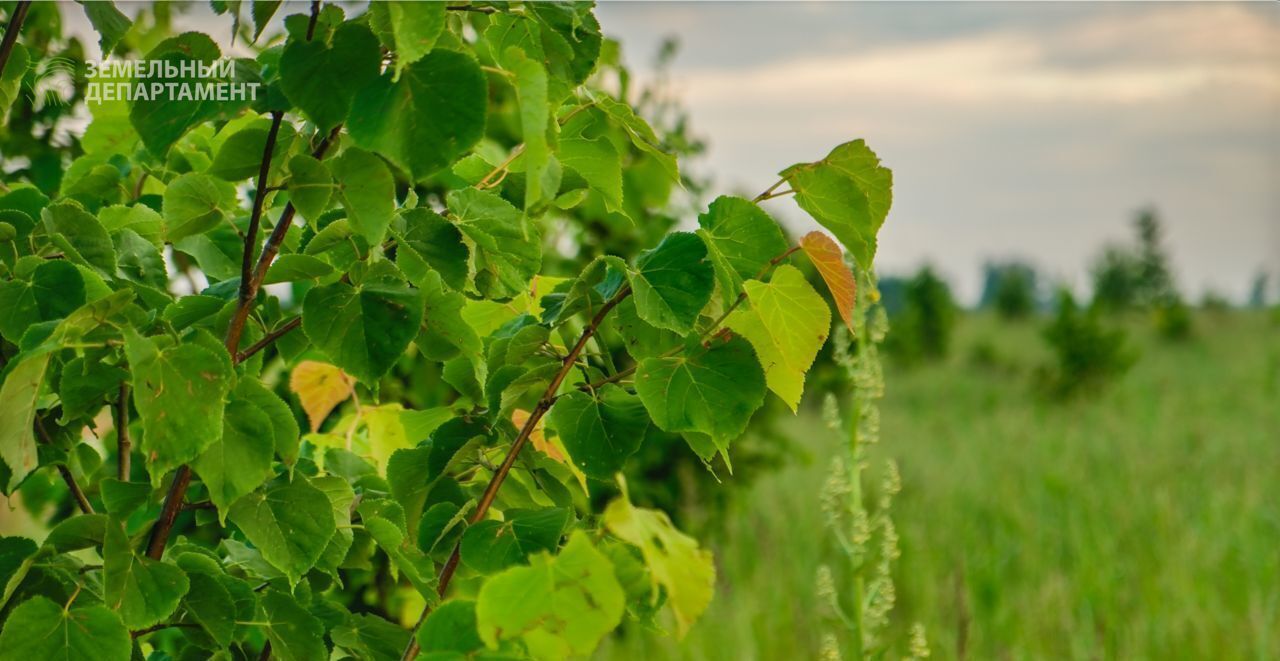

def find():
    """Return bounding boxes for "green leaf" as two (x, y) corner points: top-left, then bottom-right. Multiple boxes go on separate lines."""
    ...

(333, 612), (412, 661)
(123, 329), (235, 484)
(114, 228), (168, 288)
(779, 139), (892, 269)
(447, 188), (542, 300)
(80, 1), (133, 55)
(129, 34), (244, 156)
(41, 202), (117, 276)
(504, 47), (551, 211)
(635, 335), (766, 449)
(163, 173), (237, 243)
(559, 109), (623, 215)
(234, 379), (300, 464)
(0, 353), (51, 492)
(386, 2), (446, 79)
(331, 147), (396, 246)
(208, 118), (296, 181)
(348, 50), (487, 180)
(99, 204), (165, 248)
(418, 600), (483, 655)
(604, 488), (715, 637)
(263, 253), (335, 285)
(629, 232), (714, 334)
(286, 154), (334, 223)
(191, 398), (274, 522)
(183, 571), (237, 648)
(280, 22), (381, 132)
(0, 537), (37, 603)
(395, 208), (469, 293)
(42, 514), (107, 553)
(228, 476), (336, 585)
(696, 195), (789, 298)
(251, 0), (282, 41)
(100, 479), (151, 518)
(302, 274), (425, 385)
(547, 385), (648, 480)
(461, 507), (570, 574)
(415, 269), (483, 363)
(0, 261), (86, 343)
(58, 355), (127, 424)
(726, 265), (831, 411)
(363, 515), (437, 598)
(476, 531), (623, 660)
(0, 45), (29, 120)
(0, 596), (130, 661)
(595, 94), (680, 185)
(260, 588), (328, 661)
(103, 518), (190, 629)
(387, 417), (487, 538)
(312, 475), (355, 577)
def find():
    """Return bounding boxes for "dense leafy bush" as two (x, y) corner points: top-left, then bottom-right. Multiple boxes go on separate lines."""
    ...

(1038, 290), (1136, 397)
(0, 2), (895, 659)
(884, 265), (955, 363)
(979, 260), (1038, 320)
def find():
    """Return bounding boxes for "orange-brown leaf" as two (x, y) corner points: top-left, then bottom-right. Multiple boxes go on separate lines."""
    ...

(800, 231), (857, 330)
(513, 408), (562, 462)
(289, 360), (355, 433)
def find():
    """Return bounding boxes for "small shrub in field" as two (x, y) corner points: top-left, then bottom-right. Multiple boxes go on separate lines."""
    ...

(1038, 290), (1136, 397)
(980, 261), (1039, 320)
(885, 265), (956, 363)
(1153, 295), (1193, 341)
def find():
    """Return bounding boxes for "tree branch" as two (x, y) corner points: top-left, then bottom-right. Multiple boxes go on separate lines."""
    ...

(147, 123), (342, 562)
(751, 178), (786, 203)
(0, 1), (31, 77)
(235, 316), (301, 363)
(306, 0), (321, 41)
(238, 111), (284, 308)
(116, 384), (131, 481)
(35, 417), (94, 514)
(400, 286), (633, 661)
(579, 245), (802, 393)
(131, 621), (201, 638)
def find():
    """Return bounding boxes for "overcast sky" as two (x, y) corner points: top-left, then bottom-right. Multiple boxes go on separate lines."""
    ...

(62, 2), (1279, 303)
(596, 2), (1280, 303)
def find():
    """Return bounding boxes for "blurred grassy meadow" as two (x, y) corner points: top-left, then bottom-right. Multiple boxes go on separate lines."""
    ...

(601, 310), (1279, 660)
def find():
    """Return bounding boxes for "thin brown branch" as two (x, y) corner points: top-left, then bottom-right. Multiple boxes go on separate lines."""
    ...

(579, 245), (801, 394)
(145, 465), (191, 559)
(0, 1), (31, 77)
(751, 178), (786, 203)
(147, 124), (342, 562)
(238, 111), (285, 308)
(445, 5), (496, 13)
(401, 286), (633, 661)
(35, 417), (94, 514)
(131, 621), (201, 638)
(306, 0), (320, 41)
(236, 316), (302, 363)
(116, 384), (131, 480)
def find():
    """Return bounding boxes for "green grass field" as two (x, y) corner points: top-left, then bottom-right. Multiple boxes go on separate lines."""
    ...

(601, 311), (1279, 660)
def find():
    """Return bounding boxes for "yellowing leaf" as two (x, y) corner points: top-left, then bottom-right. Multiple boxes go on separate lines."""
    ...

(513, 408), (559, 462)
(726, 265), (832, 411)
(801, 231), (857, 330)
(363, 403), (411, 473)
(289, 360), (354, 433)
(604, 486), (715, 638)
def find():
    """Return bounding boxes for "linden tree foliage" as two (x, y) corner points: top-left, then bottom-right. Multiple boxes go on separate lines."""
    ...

(0, 2), (893, 660)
